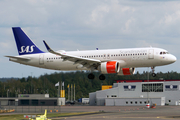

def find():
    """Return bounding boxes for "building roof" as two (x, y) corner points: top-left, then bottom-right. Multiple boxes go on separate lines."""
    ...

(115, 79), (180, 83)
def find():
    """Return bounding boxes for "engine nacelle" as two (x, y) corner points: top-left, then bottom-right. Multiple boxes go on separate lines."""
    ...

(98, 61), (120, 74)
(117, 68), (135, 75)
(98, 61), (135, 75)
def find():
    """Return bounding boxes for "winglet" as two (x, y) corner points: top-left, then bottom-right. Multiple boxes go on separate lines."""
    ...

(43, 40), (53, 52)
(43, 40), (64, 57)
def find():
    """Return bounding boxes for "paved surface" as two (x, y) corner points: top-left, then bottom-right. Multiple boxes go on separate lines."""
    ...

(53, 106), (180, 120)
(1, 106), (180, 119)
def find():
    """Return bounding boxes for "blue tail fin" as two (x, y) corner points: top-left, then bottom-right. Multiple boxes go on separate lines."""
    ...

(12, 27), (44, 55)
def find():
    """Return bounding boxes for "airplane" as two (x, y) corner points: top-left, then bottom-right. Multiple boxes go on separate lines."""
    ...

(30, 109), (51, 120)
(5, 27), (177, 80)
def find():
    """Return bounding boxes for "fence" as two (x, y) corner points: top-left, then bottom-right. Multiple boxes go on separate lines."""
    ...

(1, 106), (61, 113)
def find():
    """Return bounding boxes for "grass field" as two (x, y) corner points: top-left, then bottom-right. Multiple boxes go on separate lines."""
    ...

(0, 112), (99, 120)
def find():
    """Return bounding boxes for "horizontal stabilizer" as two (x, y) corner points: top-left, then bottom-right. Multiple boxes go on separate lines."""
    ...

(5, 56), (31, 61)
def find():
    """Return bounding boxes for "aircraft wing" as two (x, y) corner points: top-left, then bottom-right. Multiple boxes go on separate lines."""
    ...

(5, 56), (31, 61)
(43, 41), (101, 68)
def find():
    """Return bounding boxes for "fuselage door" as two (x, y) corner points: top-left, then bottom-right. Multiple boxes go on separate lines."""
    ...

(39, 54), (44, 65)
(148, 49), (154, 59)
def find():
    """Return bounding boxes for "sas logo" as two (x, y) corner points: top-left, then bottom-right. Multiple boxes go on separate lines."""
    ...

(19, 45), (35, 53)
(124, 85), (136, 91)
(165, 85), (178, 91)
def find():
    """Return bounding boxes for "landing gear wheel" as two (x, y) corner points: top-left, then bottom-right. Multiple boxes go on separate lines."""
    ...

(99, 74), (105, 80)
(88, 73), (95, 79)
(151, 67), (156, 77)
(152, 73), (156, 77)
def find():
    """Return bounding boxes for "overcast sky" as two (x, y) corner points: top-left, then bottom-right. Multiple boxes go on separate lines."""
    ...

(0, 0), (179, 78)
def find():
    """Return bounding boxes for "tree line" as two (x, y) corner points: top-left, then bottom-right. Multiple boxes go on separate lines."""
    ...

(0, 71), (179, 99)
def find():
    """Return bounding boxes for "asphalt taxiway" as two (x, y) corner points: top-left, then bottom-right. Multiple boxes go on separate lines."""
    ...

(52, 106), (180, 120)
(1, 106), (180, 120)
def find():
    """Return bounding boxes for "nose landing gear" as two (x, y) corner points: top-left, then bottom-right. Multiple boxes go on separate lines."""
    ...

(151, 67), (156, 77)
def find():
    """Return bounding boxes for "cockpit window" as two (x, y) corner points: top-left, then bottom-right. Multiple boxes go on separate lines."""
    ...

(160, 51), (169, 55)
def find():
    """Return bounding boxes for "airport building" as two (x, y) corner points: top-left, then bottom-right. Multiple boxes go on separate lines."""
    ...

(89, 80), (180, 106)
(0, 94), (65, 106)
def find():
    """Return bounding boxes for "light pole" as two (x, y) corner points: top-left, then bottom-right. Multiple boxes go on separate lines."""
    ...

(7, 89), (9, 97)
(31, 72), (33, 94)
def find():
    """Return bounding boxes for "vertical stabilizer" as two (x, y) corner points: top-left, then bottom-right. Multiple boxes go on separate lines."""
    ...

(12, 27), (44, 55)
(44, 109), (47, 117)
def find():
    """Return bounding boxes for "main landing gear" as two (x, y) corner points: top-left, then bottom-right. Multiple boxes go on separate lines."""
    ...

(88, 73), (106, 80)
(88, 73), (95, 79)
(151, 67), (156, 77)
(99, 74), (105, 80)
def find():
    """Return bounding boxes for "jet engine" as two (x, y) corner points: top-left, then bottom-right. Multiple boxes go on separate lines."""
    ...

(98, 61), (135, 75)
(117, 68), (135, 75)
(98, 61), (120, 74)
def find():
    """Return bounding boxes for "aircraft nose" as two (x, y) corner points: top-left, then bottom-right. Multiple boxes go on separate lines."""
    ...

(169, 55), (177, 63)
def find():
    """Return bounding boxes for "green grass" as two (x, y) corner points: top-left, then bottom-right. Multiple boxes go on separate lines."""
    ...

(0, 112), (99, 120)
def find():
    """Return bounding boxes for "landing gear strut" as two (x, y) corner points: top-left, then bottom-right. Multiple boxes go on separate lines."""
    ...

(151, 67), (156, 77)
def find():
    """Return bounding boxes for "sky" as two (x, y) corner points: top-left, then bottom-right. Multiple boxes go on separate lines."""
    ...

(0, 0), (180, 78)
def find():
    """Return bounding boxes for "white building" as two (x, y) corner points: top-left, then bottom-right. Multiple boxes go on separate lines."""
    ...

(89, 81), (180, 106)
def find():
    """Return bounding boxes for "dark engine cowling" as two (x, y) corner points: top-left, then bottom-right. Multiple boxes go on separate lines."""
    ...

(98, 61), (135, 75)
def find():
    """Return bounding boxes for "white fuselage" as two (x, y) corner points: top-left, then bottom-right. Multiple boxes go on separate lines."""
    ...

(9, 47), (176, 72)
